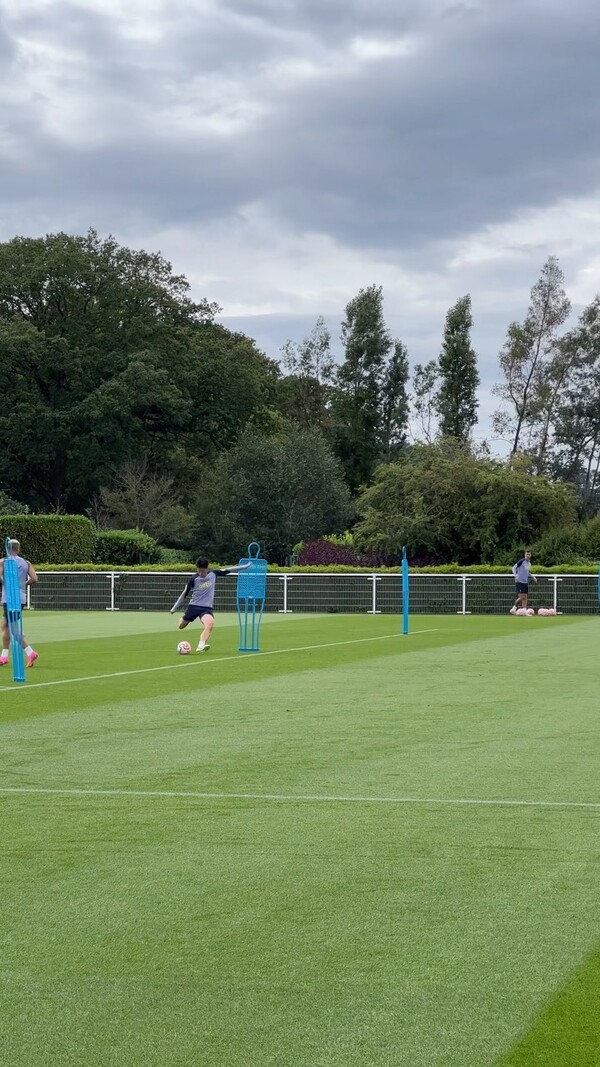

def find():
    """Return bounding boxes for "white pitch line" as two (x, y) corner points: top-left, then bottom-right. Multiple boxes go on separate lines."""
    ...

(0, 786), (598, 811)
(0, 629), (439, 693)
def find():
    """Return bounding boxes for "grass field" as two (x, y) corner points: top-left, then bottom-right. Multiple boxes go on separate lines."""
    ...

(1, 610), (599, 1066)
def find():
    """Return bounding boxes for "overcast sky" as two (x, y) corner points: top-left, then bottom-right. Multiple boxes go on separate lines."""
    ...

(1, 0), (600, 447)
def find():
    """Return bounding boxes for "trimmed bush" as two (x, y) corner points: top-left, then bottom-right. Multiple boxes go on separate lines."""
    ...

(0, 514), (95, 563)
(32, 561), (600, 574)
(93, 529), (161, 566)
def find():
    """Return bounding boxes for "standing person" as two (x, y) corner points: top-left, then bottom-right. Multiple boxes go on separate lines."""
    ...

(511, 550), (537, 613)
(170, 557), (251, 652)
(0, 539), (39, 667)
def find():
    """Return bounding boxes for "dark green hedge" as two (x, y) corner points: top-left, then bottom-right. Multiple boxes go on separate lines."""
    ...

(93, 530), (161, 566)
(33, 561), (600, 574)
(0, 514), (96, 564)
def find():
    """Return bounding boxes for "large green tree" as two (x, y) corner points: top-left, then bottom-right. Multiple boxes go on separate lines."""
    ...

(493, 257), (571, 460)
(551, 297), (600, 510)
(193, 424), (352, 563)
(411, 360), (439, 443)
(379, 340), (410, 460)
(354, 442), (575, 564)
(0, 231), (279, 510)
(96, 459), (194, 547)
(436, 295), (479, 442)
(331, 285), (392, 492)
(278, 316), (335, 430)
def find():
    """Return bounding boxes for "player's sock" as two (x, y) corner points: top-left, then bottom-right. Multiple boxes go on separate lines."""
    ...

(24, 646), (34, 656)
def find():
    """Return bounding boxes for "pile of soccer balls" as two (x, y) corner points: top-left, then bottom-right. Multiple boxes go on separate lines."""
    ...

(509, 607), (557, 616)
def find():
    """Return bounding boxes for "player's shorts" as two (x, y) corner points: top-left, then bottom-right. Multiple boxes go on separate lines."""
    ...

(2, 603), (26, 619)
(515, 582), (529, 594)
(182, 605), (214, 623)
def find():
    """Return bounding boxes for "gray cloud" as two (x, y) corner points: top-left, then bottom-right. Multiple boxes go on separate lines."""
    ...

(2, 0), (598, 247)
(1, 0), (600, 448)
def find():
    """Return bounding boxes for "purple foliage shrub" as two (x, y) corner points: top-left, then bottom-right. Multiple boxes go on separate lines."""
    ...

(297, 539), (399, 568)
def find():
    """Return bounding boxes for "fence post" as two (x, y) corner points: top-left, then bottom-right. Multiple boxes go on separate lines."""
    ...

(106, 572), (117, 612)
(552, 574), (562, 614)
(457, 575), (470, 615)
(369, 575), (381, 614)
(278, 574), (292, 613)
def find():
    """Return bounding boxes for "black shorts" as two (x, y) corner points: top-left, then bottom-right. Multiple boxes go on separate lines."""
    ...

(182, 605), (214, 623)
(2, 603), (25, 619)
(515, 583), (529, 594)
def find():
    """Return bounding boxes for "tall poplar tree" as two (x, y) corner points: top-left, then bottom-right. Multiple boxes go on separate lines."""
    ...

(436, 294), (479, 442)
(332, 284), (392, 492)
(493, 257), (571, 458)
(380, 340), (410, 460)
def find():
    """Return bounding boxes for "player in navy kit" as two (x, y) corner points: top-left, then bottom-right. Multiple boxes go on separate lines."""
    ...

(511, 550), (537, 612)
(170, 557), (251, 652)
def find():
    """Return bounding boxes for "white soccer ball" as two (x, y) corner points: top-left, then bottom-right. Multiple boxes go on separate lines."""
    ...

(538, 608), (548, 616)
(526, 608), (535, 616)
(547, 608), (557, 616)
(177, 641), (192, 655)
(516, 608), (528, 616)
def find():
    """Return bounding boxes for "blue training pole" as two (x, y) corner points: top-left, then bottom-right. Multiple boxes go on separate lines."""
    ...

(402, 547), (409, 636)
(4, 537), (25, 683)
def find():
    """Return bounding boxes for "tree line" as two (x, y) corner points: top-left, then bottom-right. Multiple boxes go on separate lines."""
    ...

(0, 231), (597, 564)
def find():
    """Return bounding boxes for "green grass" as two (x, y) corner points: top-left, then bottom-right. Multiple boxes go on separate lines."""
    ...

(1, 611), (599, 1066)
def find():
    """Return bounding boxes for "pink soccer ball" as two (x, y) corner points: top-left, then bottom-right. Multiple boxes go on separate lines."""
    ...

(516, 608), (528, 616)
(538, 608), (548, 616)
(526, 608), (535, 616)
(177, 641), (192, 655)
(547, 608), (557, 616)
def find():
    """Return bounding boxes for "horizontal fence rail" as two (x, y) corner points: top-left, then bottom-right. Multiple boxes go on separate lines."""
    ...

(27, 572), (600, 615)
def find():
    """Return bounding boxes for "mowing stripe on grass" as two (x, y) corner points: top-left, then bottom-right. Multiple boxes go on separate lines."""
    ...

(0, 628), (439, 693)
(1, 786), (599, 810)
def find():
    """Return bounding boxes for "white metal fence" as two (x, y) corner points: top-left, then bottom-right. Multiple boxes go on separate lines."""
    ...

(28, 571), (600, 615)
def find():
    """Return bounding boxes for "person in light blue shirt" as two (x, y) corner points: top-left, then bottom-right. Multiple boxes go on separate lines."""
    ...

(0, 539), (39, 667)
(511, 550), (537, 613)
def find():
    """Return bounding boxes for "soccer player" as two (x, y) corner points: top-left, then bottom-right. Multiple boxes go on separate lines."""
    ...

(170, 556), (251, 652)
(511, 549), (537, 613)
(0, 539), (39, 667)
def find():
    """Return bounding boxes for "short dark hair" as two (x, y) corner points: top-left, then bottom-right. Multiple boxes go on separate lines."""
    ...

(196, 557), (209, 569)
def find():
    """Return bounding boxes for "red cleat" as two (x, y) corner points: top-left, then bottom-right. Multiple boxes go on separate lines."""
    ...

(27, 651), (39, 668)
